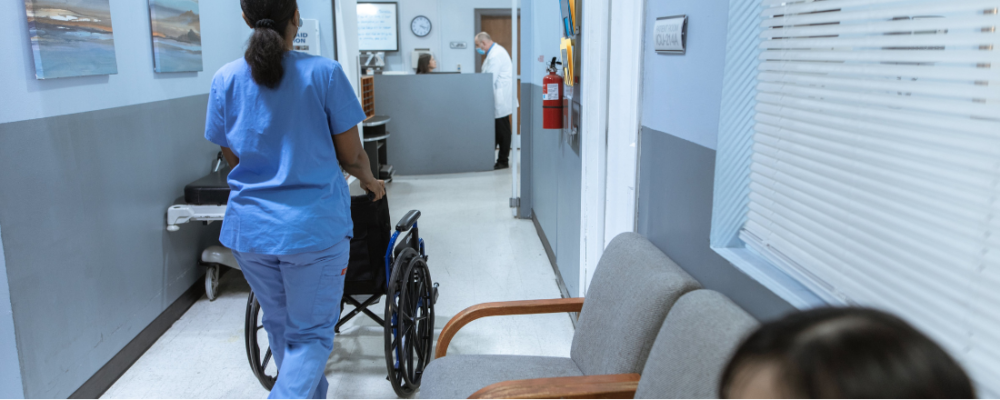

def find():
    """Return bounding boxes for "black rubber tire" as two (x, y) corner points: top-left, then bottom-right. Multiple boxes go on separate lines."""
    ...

(385, 248), (420, 398)
(397, 256), (435, 389)
(245, 291), (278, 391)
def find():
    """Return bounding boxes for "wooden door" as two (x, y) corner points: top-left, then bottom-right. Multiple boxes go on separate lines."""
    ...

(481, 15), (521, 134)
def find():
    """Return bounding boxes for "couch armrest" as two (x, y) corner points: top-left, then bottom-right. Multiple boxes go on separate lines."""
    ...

(435, 297), (585, 358)
(468, 374), (641, 399)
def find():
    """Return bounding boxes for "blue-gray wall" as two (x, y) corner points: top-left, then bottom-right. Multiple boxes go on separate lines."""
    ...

(0, 1), (340, 397)
(360, 0), (517, 73)
(636, 0), (793, 321)
(0, 224), (23, 398)
(520, 0), (581, 297)
(0, 97), (224, 399)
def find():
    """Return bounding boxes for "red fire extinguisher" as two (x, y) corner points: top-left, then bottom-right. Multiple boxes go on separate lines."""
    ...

(542, 57), (564, 130)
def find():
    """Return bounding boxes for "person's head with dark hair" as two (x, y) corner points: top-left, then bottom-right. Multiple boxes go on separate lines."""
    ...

(720, 307), (975, 399)
(416, 53), (436, 74)
(241, 0), (299, 88)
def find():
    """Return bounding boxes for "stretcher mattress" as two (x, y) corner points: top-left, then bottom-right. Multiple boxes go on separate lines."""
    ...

(184, 167), (231, 205)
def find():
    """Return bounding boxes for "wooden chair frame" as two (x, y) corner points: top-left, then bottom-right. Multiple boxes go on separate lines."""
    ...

(434, 297), (641, 399)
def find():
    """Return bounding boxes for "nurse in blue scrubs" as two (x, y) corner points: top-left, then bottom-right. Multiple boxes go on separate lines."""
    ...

(203, 0), (384, 398)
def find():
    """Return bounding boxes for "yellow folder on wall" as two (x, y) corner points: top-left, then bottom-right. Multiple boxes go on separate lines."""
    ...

(569, 0), (577, 33)
(561, 37), (575, 86)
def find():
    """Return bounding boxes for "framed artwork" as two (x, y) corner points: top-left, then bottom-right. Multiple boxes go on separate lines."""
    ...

(148, 0), (203, 73)
(23, 0), (119, 79)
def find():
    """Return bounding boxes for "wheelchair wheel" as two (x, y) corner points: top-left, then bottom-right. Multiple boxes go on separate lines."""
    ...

(245, 291), (278, 391)
(384, 248), (435, 398)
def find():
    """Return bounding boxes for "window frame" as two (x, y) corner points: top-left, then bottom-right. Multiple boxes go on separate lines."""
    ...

(709, 0), (830, 309)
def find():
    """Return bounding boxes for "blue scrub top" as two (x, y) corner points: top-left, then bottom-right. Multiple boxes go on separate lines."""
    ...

(205, 51), (367, 255)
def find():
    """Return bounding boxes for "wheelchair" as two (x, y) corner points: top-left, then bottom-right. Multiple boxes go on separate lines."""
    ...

(168, 153), (438, 398)
(244, 197), (439, 398)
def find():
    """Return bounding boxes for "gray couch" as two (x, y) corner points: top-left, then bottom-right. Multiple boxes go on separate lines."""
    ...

(420, 233), (703, 399)
(465, 289), (759, 399)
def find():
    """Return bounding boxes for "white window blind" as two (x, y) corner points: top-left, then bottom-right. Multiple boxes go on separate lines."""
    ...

(743, 0), (1000, 393)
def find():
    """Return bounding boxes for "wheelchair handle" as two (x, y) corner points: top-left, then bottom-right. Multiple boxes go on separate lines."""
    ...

(395, 210), (421, 232)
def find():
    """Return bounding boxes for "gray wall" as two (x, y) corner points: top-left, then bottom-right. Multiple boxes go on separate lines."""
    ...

(0, 224), (23, 398)
(0, 95), (222, 398)
(636, 128), (793, 321)
(636, 0), (793, 321)
(525, 83), (582, 298)
(374, 74), (496, 175)
(518, 0), (581, 298)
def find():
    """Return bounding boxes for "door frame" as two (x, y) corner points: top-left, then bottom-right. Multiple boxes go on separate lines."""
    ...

(579, 0), (646, 295)
(473, 8), (522, 73)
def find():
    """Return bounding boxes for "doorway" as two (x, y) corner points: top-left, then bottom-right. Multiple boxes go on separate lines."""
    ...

(474, 9), (521, 135)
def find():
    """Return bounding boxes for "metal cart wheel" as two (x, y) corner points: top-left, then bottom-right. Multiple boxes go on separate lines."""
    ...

(245, 291), (278, 390)
(205, 264), (220, 301)
(384, 248), (435, 398)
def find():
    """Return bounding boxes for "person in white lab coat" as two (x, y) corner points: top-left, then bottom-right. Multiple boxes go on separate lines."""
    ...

(475, 32), (518, 170)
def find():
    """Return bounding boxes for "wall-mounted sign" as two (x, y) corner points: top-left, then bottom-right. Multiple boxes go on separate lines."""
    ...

(654, 15), (687, 55)
(357, 2), (399, 52)
(294, 19), (321, 56)
(450, 41), (467, 49)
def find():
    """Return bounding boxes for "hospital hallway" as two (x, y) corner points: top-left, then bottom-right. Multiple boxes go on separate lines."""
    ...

(100, 169), (576, 399)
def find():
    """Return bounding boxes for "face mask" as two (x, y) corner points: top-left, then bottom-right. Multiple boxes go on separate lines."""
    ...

(476, 47), (486, 55)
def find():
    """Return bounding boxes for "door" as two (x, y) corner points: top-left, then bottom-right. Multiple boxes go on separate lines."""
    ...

(478, 15), (521, 135)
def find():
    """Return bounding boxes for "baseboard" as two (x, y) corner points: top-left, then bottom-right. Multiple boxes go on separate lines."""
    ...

(69, 280), (203, 399)
(531, 213), (577, 327)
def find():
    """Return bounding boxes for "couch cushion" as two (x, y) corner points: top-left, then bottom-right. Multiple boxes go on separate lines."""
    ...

(634, 290), (759, 399)
(418, 355), (583, 399)
(571, 232), (701, 376)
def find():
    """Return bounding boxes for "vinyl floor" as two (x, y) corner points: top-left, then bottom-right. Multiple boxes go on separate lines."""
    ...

(101, 169), (575, 399)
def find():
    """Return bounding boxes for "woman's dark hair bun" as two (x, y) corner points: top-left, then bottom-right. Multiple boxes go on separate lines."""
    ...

(255, 19), (275, 29)
(241, 0), (298, 88)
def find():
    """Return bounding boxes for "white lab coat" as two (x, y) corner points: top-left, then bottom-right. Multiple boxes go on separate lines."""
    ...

(482, 44), (518, 119)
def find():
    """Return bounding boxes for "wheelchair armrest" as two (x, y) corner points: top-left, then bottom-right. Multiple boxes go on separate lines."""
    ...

(469, 374), (640, 399)
(395, 210), (421, 231)
(435, 298), (585, 359)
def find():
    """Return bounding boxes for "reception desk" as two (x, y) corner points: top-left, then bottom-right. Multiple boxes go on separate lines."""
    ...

(373, 74), (496, 175)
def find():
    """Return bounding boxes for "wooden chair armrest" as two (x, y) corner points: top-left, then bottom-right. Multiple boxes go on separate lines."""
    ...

(435, 297), (585, 358)
(469, 374), (641, 399)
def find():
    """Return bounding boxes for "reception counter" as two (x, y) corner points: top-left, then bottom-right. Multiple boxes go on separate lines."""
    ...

(373, 73), (496, 175)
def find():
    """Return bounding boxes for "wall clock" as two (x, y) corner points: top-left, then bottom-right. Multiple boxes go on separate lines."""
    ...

(411, 15), (432, 37)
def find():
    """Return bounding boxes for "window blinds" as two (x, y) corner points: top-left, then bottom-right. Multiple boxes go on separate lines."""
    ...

(743, 0), (1000, 393)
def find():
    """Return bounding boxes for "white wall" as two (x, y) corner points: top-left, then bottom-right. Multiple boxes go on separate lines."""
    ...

(0, 0), (343, 125)
(336, 0), (361, 92)
(361, 0), (518, 73)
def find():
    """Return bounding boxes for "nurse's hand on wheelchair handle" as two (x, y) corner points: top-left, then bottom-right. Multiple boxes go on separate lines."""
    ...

(363, 179), (386, 201)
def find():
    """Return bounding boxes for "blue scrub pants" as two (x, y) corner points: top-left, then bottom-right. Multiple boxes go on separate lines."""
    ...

(234, 239), (350, 399)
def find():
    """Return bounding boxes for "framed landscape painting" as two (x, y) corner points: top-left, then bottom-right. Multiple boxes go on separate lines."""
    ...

(148, 0), (203, 73)
(23, 0), (119, 79)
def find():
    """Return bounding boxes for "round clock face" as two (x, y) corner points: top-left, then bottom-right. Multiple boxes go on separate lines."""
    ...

(411, 16), (432, 37)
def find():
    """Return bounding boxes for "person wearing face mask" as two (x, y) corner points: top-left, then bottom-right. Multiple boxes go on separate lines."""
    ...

(474, 32), (518, 170)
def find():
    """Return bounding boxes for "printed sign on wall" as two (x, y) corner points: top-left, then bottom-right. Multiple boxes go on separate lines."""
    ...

(357, 2), (398, 52)
(294, 19), (321, 56)
(654, 15), (687, 55)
